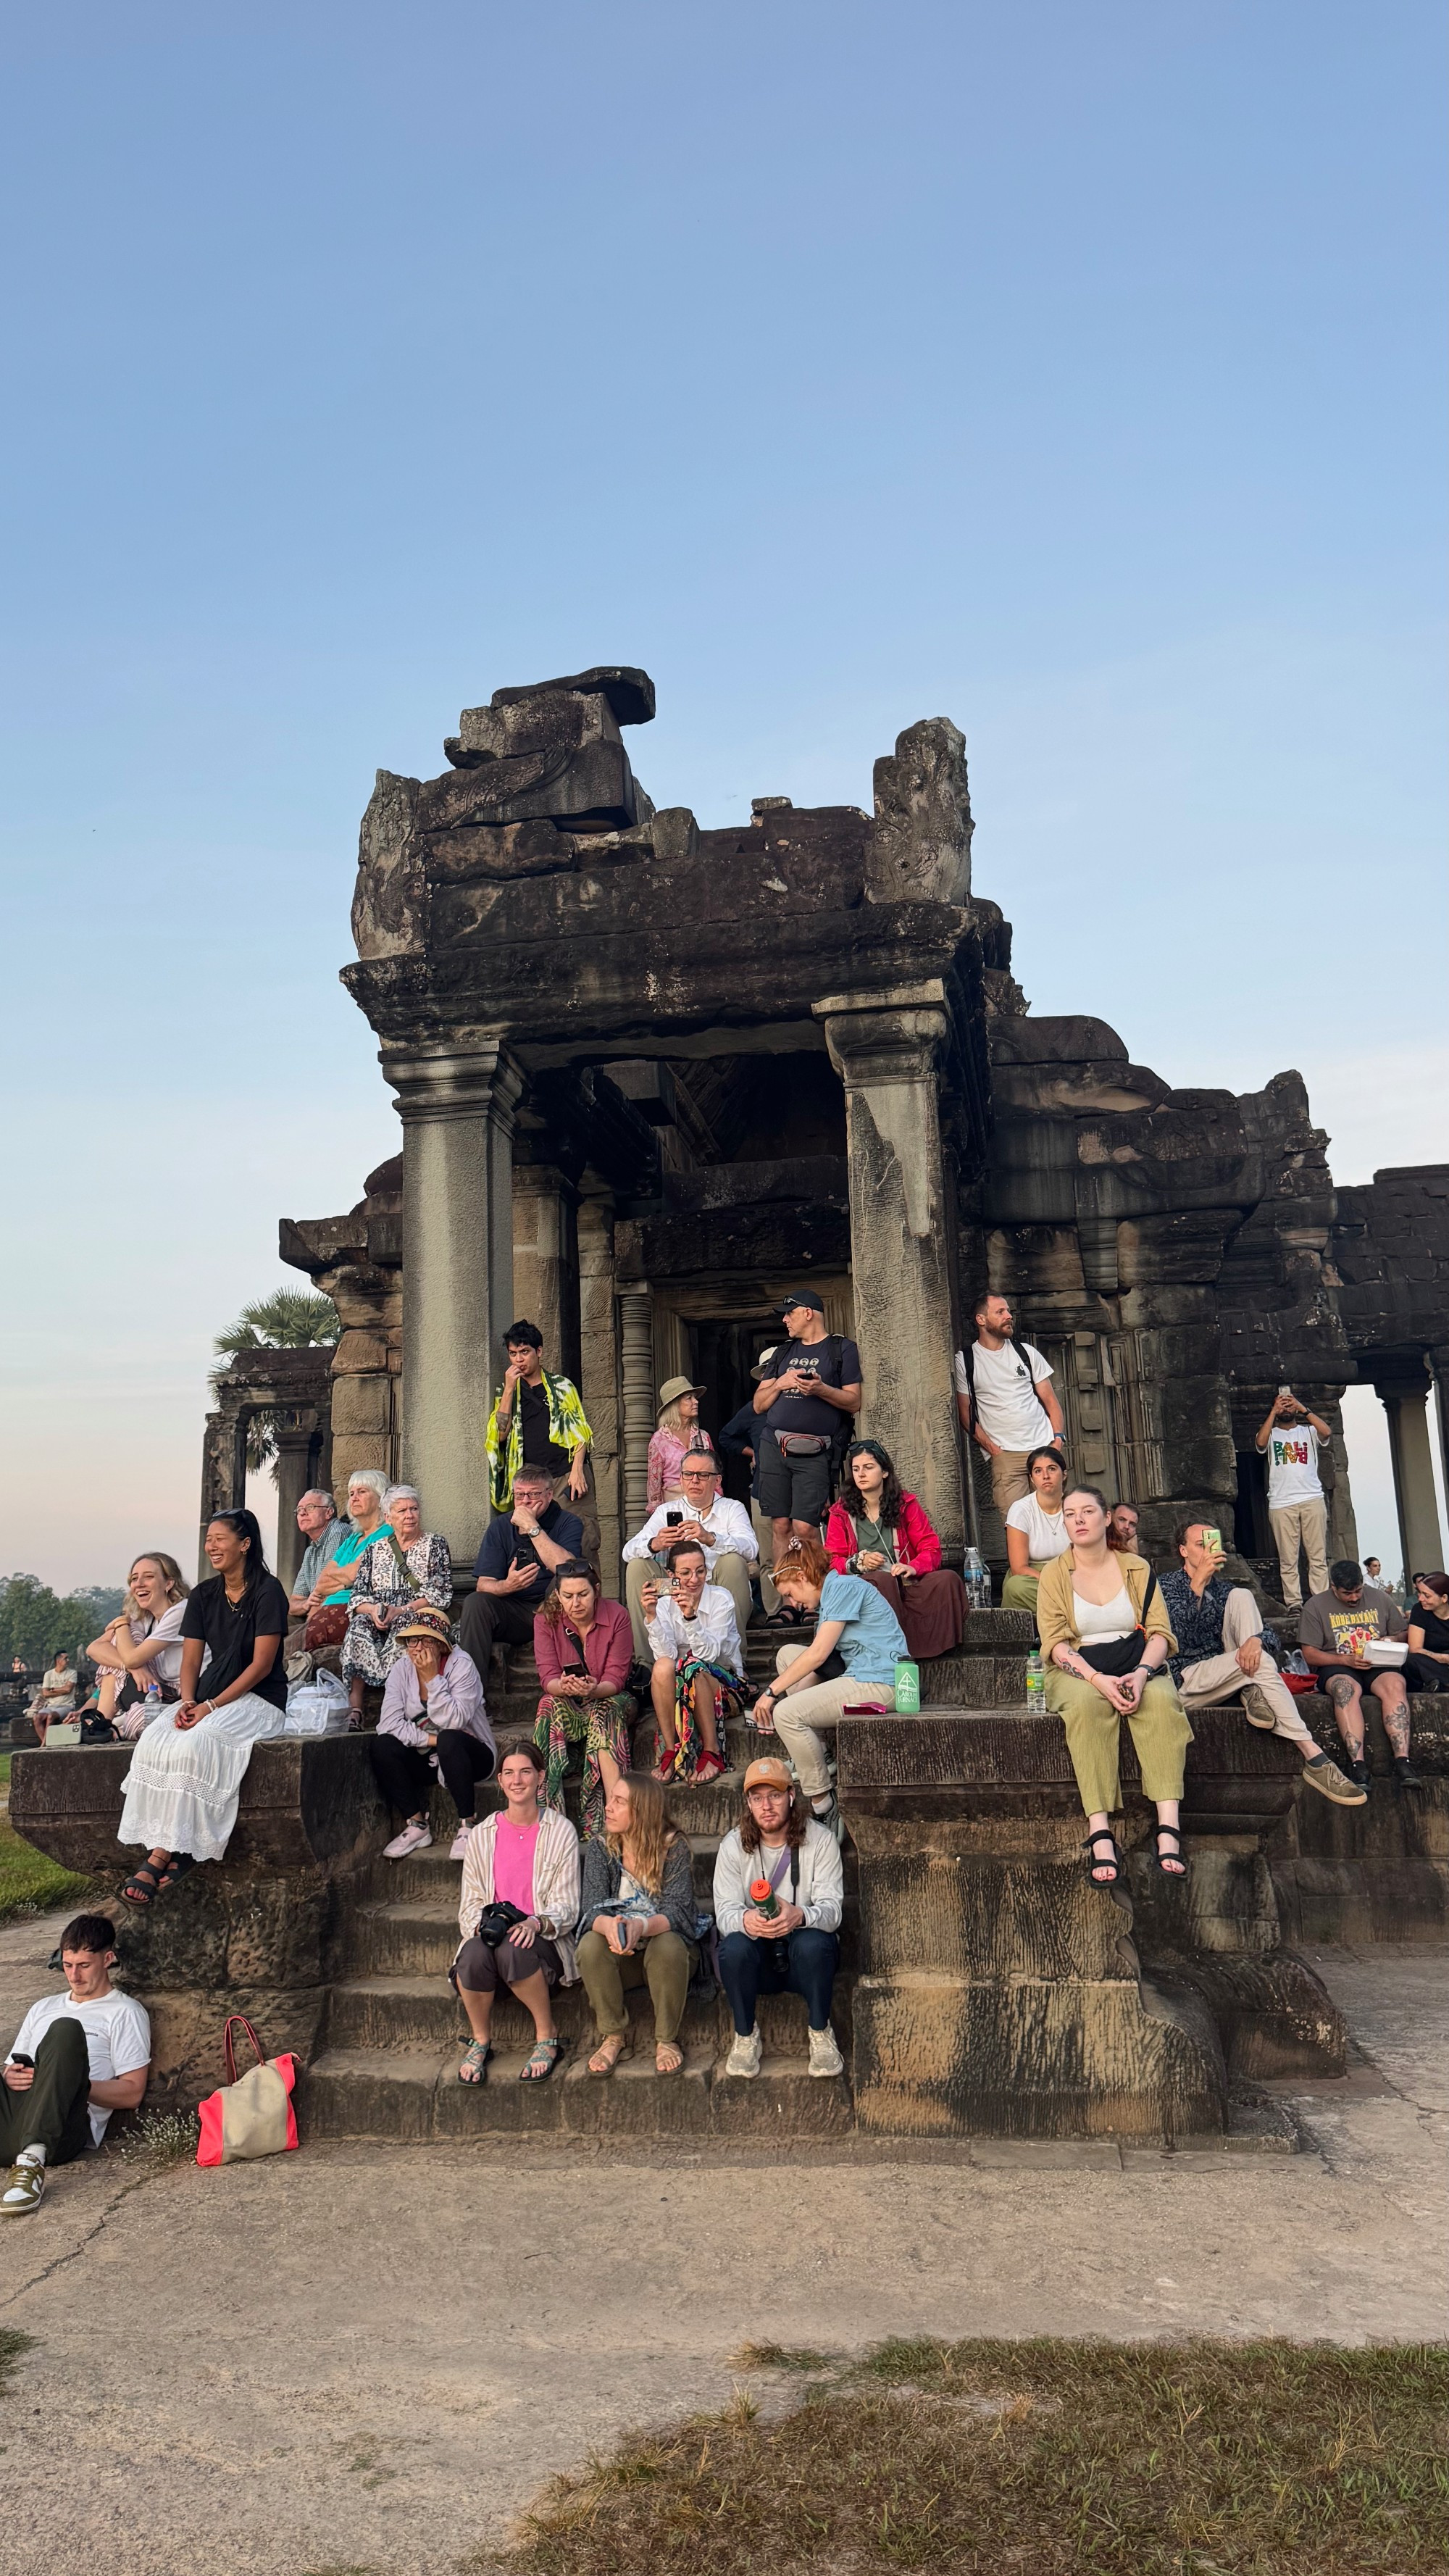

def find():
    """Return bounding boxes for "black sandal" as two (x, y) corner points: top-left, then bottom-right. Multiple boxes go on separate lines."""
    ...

(1082, 1829), (1124, 1888)
(121, 1860), (166, 1907)
(1148, 1822), (1187, 1878)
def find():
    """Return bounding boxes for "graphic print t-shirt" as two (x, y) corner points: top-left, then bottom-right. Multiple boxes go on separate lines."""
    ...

(1262, 1423), (1324, 1508)
(764, 1338), (861, 1440)
(1298, 1587), (1407, 1662)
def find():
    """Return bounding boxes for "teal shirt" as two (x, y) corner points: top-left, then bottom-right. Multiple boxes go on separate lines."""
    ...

(324, 1522), (393, 1606)
(819, 1570), (908, 1685)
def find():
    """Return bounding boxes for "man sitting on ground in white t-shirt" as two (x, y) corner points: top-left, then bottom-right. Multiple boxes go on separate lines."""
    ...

(1, 1914), (151, 2216)
(954, 1292), (1066, 1517)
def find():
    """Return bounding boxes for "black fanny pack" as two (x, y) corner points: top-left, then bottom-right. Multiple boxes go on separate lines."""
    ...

(1076, 1572), (1158, 1677)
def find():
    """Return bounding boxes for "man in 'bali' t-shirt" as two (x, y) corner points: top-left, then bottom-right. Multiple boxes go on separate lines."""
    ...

(1254, 1389), (1332, 1608)
(953, 1291), (1065, 1517)
(1298, 1559), (1419, 1793)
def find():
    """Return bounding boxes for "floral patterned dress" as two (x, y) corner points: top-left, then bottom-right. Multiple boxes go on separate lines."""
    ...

(341, 1531), (453, 1687)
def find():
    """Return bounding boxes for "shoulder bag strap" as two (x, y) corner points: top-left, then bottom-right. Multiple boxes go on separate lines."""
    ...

(223, 2015), (266, 2085)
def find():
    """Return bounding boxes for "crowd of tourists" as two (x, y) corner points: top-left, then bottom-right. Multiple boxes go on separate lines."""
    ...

(5, 1293), (1440, 2208)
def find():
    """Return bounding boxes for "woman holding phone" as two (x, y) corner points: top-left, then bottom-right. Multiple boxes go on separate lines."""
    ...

(1035, 1486), (1190, 1890)
(532, 1562), (635, 1838)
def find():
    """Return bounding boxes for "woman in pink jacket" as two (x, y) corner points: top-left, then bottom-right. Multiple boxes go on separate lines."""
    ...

(824, 1441), (967, 1661)
(533, 1562), (636, 1839)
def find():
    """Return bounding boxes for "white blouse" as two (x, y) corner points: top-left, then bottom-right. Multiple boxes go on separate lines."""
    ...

(1072, 1585), (1135, 1644)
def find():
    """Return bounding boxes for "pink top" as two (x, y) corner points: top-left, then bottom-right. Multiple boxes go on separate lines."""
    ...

(647, 1422), (714, 1509)
(492, 1815), (541, 1913)
(533, 1594), (634, 1696)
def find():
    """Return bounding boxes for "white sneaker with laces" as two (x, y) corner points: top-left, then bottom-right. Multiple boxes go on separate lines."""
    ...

(383, 1821), (433, 1862)
(448, 1824), (474, 1861)
(808, 2025), (845, 2078)
(724, 2026), (762, 2079)
(1, 2157), (45, 2214)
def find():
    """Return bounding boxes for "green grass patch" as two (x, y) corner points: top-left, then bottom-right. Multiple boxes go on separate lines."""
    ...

(0, 1809), (96, 1927)
(0, 1751), (12, 1790)
(483, 2337), (1449, 2575)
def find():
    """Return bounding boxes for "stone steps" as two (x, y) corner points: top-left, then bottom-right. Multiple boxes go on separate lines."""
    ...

(325, 1975), (843, 2054)
(299, 2036), (851, 2143)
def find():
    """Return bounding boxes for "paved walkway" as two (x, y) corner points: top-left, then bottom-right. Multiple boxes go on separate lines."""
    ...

(1, 1909), (1444, 2576)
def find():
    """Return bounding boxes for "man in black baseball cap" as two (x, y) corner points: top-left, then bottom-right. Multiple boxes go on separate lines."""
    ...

(752, 1295), (861, 1585)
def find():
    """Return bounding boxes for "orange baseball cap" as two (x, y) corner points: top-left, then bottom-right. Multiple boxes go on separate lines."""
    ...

(743, 1757), (793, 1795)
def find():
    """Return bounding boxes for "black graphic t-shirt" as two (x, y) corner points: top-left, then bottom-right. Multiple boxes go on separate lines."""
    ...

(764, 1337), (862, 1441)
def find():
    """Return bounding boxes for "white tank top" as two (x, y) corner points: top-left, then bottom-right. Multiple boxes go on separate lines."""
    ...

(1072, 1585), (1135, 1644)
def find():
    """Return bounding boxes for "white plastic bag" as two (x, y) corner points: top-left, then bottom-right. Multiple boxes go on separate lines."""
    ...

(283, 1671), (352, 1735)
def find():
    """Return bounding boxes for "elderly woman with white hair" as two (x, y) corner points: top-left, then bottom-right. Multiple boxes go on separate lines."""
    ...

(341, 1484), (453, 1712)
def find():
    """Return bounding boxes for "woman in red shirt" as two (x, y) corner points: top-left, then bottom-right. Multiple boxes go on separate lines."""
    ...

(533, 1563), (636, 1839)
(824, 1441), (966, 1661)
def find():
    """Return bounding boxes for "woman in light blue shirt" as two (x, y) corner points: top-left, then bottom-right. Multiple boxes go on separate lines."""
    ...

(747, 1537), (907, 1835)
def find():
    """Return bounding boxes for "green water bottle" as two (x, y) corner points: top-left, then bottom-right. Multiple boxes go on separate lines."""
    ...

(1025, 1649), (1046, 1714)
(894, 1659), (920, 1714)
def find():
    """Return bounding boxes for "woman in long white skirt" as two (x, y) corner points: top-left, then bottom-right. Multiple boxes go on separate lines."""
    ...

(119, 1509), (291, 1904)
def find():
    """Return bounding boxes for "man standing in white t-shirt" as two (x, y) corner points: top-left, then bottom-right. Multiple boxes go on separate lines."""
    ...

(1, 1913), (151, 2215)
(954, 1292), (1066, 1517)
(1255, 1390), (1332, 1609)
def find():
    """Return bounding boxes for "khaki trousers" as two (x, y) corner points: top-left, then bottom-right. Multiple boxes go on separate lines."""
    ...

(987, 1449), (1038, 1514)
(769, 1646), (891, 1798)
(1001, 1563), (1050, 1614)
(624, 1551), (754, 1659)
(550, 1464), (601, 1567)
(1267, 1497), (1328, 1610)
(1045, 1666), (1192, 1816)
(1176, 1587), (1315, 1753)
(576, 1927), (696, 2043)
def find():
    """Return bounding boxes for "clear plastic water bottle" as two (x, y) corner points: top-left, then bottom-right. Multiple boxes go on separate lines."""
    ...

(963, 1547), (990, 1612)
(1025, 1649), (1045, 1714)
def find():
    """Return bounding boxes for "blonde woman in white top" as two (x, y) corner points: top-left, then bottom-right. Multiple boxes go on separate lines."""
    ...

(86, 1554), (194, 1737)
(1035, 1486), (1190, 1892)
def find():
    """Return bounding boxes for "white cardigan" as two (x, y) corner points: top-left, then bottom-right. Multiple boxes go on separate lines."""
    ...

(456, 1806), (582, 1980)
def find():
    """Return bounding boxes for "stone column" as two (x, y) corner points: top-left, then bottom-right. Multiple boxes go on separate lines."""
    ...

(1379, 1381), (1445, 1580)
(271, 1412), (319, 1593)
(382, 1038), (522, 1570)
(619, 1283), (655, 1544)
(577, 1177), (623, 1588)
(511, 1164), (580, 1377)
(816, 985), (963, 1558)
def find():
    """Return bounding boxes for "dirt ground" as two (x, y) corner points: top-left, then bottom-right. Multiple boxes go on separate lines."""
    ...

(0, 1910), (1443, 2576)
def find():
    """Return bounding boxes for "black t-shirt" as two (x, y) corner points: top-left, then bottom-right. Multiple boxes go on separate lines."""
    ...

(180, 1573), (291, 1712)
(1411, 1601), (1449, 1655)
(519, 1378), (571, 1477)
(763, 1335), (862, 1440)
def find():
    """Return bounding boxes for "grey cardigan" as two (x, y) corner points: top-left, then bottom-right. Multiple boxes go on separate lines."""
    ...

(577, 1830), (698, 1943)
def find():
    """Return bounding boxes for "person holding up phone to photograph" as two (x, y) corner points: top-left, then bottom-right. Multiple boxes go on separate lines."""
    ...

(1256, 1388), (1332, 1610)
(619, 1449), (757, 1658)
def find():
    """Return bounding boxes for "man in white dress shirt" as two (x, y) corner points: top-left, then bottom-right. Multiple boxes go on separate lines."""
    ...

(621, 1450), (758, 1656)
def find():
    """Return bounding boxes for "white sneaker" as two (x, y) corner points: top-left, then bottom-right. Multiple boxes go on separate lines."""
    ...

(808, 2025), (844, 2078)
(383, 1821), (433, 1862)
(448, 1824), (475, 1861)
(724, 2026), (762, 2079)
(1, 2158), (45, 2214)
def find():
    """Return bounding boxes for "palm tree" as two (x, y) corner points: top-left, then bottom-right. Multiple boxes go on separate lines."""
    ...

(212, 1289), (341, 1473)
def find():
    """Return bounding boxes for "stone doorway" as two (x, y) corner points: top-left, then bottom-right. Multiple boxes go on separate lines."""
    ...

(690, 1313), (780, 1506)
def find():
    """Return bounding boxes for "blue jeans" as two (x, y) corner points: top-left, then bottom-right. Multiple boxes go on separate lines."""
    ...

(717, 1927), (839, 2036)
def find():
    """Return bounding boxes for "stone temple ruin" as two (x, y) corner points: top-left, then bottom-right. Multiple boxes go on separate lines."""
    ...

(17, 664), (1449, 2146)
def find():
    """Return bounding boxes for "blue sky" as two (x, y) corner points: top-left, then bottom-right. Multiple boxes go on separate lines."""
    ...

(1, 2), (1443, 1588)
